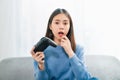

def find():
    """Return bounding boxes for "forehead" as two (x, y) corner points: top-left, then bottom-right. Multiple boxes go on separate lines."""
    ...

(53, 13), (69, 21)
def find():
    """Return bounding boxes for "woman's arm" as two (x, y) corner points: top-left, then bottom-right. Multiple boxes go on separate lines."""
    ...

(69, 45), (92, 80)
(30, 47), (49, 80)
(33, 60), (49, 80)
(58, 36), (98, 80)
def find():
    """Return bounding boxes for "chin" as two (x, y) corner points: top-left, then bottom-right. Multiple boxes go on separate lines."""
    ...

(58, 37), (62, 40)
(57, 37), (62, 40)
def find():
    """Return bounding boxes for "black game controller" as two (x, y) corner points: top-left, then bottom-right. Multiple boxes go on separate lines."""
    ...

(34, 37), (57, 53)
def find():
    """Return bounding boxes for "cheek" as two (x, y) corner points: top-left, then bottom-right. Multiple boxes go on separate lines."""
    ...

(51, 27), (58, 35)
(65, 26), (70, 34)
(50, 25), (56, 33)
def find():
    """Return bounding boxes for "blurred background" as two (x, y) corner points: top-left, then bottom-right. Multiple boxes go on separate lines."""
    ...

(0, 0), (120, 61)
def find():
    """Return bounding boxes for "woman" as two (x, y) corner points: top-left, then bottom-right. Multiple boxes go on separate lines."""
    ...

(31, 8), (98, 80)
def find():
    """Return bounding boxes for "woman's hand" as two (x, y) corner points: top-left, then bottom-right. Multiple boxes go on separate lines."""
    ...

(60, 36), (74, 58)
(30, 47), (45, 70)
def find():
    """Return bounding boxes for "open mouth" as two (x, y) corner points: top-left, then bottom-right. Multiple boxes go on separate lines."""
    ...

(58, 32), (64, 37)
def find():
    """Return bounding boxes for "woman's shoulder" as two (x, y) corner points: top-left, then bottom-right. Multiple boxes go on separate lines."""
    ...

(75, 44), (84, 51)
(75, 44), (84, 55)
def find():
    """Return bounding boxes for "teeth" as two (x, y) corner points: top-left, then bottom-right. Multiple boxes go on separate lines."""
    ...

(58, 32), (64, 34)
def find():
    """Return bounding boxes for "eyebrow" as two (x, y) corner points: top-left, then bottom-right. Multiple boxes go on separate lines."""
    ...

(54, 19), (69, 22)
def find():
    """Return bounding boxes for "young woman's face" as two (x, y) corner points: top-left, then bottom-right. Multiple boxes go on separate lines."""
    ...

(50, 13), (70, 40)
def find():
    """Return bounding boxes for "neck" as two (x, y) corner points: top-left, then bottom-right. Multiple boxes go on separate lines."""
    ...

(54, 38), (61, 45)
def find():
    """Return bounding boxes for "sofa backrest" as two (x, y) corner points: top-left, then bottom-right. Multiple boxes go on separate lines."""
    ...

(0, 55), (120, 80)
(85, 55), (120, 80)
(0, 57), (34, 80)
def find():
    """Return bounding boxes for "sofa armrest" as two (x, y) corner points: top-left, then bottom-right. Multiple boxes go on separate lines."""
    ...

(84, 55), (120, 80)
(0, 57), (34, 80)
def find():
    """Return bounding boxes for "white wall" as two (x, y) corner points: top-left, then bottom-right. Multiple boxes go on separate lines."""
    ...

(83, 0), (120, 60)
(0, 0), (120, 61)
(0, 0), (17, 60)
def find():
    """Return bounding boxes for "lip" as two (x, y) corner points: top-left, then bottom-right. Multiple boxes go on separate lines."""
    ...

(58, 32), (64, 34)
(58, 31), (64, 37)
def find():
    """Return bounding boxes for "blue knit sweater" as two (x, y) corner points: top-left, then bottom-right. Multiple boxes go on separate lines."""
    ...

(33, 45), (98, 80)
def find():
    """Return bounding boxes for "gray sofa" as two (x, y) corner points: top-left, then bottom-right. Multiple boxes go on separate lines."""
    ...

(0, 55), (120, 80)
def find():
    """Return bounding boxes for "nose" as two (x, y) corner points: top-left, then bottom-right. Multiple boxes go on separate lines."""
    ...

(59, 23), (64, 30)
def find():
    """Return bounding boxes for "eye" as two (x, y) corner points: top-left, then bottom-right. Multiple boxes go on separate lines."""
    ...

(63, 22), (68, 25)
(55, 22), (59, 25)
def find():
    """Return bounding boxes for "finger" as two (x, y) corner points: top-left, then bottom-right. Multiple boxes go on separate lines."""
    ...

(37, 54), (45, 63)
(35, 54), (42, 61)
(38, 53), (44, 58)
(32, 46), (35, 51)
(36, 55), (41, 61)
(62, 36), (68, 40)
(32, 52), (40, 59)
(38, 59), (45, 64)
(60, 40), (65, 46)
(40, 59), (45, 63)
(36, 52), (44, 58)
(40, 55), (45, 61)
(61, 38), (65, 42)
(30, 47), (35, 55)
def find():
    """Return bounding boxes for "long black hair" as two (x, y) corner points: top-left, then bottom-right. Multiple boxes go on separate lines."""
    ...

(45, 8), (76, 52)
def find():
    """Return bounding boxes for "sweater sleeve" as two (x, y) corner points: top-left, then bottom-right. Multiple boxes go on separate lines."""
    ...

(33, 60), (49, 80)
(69, 45), (92, 80)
